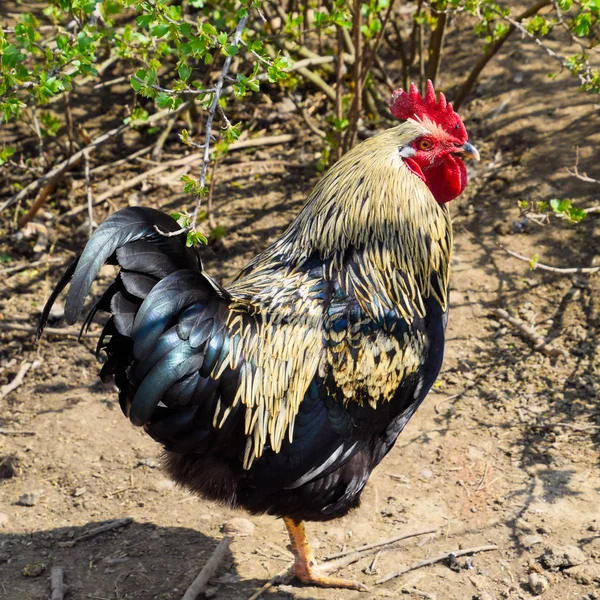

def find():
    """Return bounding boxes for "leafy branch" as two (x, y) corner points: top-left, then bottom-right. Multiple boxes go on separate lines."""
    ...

(155, 11), (249, 243)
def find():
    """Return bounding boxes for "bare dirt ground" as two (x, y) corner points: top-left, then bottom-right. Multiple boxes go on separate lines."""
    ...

(1, 16), (600, 600)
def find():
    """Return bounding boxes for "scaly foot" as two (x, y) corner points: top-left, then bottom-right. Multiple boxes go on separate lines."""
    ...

(293, 556), (368, 591)
(283, 516), (369, 592)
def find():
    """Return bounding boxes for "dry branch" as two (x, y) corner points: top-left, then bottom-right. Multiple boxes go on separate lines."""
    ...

(325, 528), (438, 561)
(57, 134), (297, 221)
(377, 544), (498, 584)
(57, 517), (133, 548)
(17, 178), (60, 229)
(1, 104), (191, 216)
(0, 428), (36, 436)
(454, 0), (552, 109)
(501, 245), (600, 275)
(0, 361), (32, 399)
(492, 308), (568, 358)
(0, 322), (97, 338)
(0, 257), (64, 276)
(247, 565), (293, 600)
(50, 567), (67, 600)
(2, 123), (126, 215)
(84, 150), (95, 234)
(181, 537), (232, 600)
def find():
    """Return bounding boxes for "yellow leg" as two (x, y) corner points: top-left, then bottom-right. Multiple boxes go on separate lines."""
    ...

(283, 516), (368, 591)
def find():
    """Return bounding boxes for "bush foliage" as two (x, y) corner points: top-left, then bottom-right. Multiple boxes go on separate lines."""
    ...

(1, 0), (599, 237)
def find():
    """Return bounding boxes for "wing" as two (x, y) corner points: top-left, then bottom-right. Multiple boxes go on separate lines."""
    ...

(126, 264), (327, 471)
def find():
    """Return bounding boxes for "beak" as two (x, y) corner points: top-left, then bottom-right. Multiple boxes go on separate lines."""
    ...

(460, 142), (480, 162)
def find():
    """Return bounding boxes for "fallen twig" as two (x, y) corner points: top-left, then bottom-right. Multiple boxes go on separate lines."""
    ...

(401, 587), (436, 600)
(325, 528), (438, 561)
(0, 322), (97, 337)
(0, 428), (36, 436)
(376, 544), (498, 584)
(492, 308), (568, 358)
(434, 393), (460, 414)
(500, 244), (600, 275)
(57, 517), (133, 548)
(84, 150), (95, 235)
(247, 565), (293, 600)
(0, 257), (65, 277)
(0, 361), (32, 399)
(181, 537), (232, 600)
(50, 566), (67, 600)
(90, 145), (153, 175)
(17, 178), (60, 229)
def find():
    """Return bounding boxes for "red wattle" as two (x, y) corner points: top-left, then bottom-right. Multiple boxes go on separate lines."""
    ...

(404, 158), (426, 182)
(424, 155), (467, 204)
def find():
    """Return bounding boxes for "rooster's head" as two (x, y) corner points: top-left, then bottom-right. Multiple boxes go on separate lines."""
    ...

(389, 80), (479, 204)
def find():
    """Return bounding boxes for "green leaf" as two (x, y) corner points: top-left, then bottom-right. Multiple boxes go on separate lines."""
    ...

(529, 254), (539, 269)
(0, 146), (16, 166)
(202, 22), (217, 36)
(130, 77), (143, 92)
(568, 207), (587, 223)
(178, 62), (192, 81)
(1, 45), (25, 68)
(151, 24), (170, 38)
(136, 14), (153, 28)
(186, 230), (207, 247)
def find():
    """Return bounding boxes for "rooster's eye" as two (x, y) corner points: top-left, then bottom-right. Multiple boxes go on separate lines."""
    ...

(418, 139), (433, 150)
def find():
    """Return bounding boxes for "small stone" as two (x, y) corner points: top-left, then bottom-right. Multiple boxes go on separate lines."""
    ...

(536, 525), (551, 535)
(222, 518), (255, 537)
(216, 572), (240, 584)
(22, 562), (46, 577)
(17, 493), (39, 507)
(419, 468), (433, 480)
(474, 593), (494, 600)
(528, 572), (549, 595)
(539, 545), (586, 570)
(137, 458), (160, 469)
(0, 512), (8, 527)
(152, 479), (175, 492)
(522, 534), (543, 549)
(564, 564), (600, 585)
(72, 487), (86, 497)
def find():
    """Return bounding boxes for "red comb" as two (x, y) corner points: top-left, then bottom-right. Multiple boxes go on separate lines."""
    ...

(389, 80), (467, 143)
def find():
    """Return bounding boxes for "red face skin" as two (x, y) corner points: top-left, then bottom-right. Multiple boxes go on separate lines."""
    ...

(403, 135), (468, 205)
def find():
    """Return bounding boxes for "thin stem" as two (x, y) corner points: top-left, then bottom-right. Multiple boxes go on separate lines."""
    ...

(156, 13), (249, 238)
(130, 76), (215, 96)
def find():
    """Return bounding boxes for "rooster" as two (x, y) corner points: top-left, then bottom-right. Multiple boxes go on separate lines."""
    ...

(39, 81), (478, 591)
